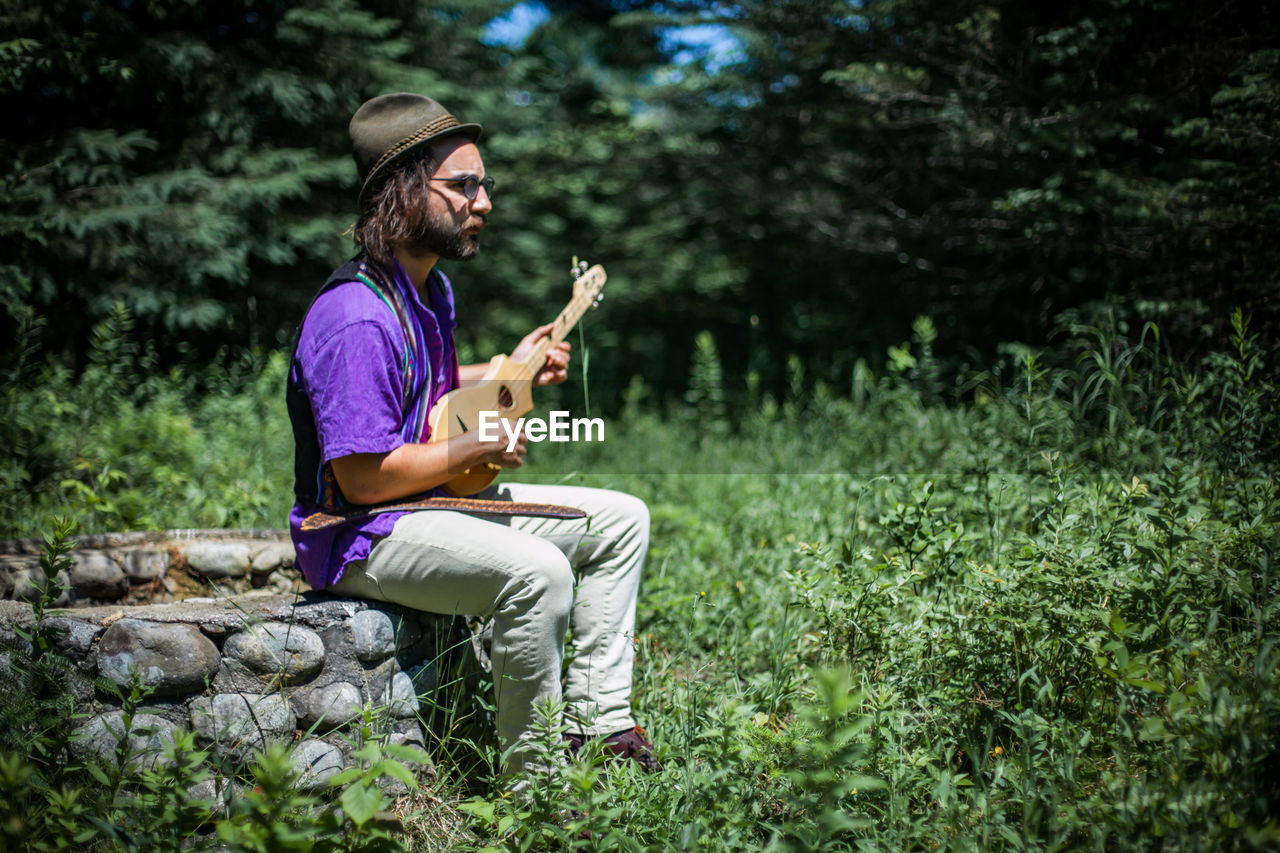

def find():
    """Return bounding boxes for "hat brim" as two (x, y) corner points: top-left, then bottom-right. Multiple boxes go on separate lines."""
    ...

(357, 121), (483, 210)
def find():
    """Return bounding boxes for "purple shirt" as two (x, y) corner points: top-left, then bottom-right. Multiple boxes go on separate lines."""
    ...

(288, 260), (458, 589)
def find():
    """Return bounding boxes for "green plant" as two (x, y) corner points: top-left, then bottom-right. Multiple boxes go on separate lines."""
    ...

(770, 669), (884, 850)
(14, 516), (76, 660)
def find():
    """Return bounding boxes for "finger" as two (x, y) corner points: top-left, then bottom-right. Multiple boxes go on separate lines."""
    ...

(516, 326), (546, 351)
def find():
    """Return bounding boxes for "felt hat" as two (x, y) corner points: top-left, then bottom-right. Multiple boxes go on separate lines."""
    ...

(350, 93), (482, 209)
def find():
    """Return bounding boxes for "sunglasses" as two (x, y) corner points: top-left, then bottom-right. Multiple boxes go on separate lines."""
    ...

(428, 174), (494, 201)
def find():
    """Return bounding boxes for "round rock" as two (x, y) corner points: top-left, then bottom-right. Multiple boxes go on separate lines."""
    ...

(71, 551), (127, 600)
(183, 541), (253, 579)
(123, 548), (170, 582)
(383, 671), (418, 718)
(352, 609), (395, 662)
(10, 566), (71, 607)
(293, 738), (344, 791)
(98, 619), (220, 697)
(249, 542), (296, 574)
(40, 615), (102, 666)
(223, 622), (324, 683)
(390, 719), (429, 757)
(186, 777), (230, 816)
(75, 712), (177, 771)
(190, 692), (296, 761)
(292, 681), (363, 730)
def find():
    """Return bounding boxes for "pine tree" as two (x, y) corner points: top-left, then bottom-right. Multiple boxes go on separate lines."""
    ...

(0, 0), (498, 364)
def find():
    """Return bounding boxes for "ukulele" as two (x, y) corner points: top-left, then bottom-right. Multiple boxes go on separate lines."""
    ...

(426, 261), (606, 496)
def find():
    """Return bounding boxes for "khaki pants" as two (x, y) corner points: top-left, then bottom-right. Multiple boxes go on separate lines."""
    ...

(329, 483), (648, 771)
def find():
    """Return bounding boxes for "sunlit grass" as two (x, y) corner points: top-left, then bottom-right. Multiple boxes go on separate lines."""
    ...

(2, 309), (1277, 849)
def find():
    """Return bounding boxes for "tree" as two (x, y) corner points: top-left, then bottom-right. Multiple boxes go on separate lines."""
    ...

(571, 0), (1279, 395)
(704, 0), (1280, 373)
(3, 0), (1274, 407)
(0, 0), (507, 365)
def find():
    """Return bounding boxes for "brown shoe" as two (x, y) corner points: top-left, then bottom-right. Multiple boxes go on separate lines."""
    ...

(566, 725), (661, 772)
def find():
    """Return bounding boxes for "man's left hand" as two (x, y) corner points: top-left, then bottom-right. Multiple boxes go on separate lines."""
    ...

(511, 323), (571, 387)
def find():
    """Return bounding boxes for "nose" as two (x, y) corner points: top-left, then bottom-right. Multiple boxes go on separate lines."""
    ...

(471, 183), (493, 214)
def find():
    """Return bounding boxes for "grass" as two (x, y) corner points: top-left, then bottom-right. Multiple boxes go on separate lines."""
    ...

(1, 305), (1278, 850)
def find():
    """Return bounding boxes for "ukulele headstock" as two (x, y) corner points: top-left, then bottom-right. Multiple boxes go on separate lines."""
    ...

(570, 257), (606, 308)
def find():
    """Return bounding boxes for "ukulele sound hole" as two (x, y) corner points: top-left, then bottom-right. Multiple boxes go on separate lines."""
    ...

(498, 385), (514, 409)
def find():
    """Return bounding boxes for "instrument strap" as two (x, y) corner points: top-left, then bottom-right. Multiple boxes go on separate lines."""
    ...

(300, 497), (587, 532)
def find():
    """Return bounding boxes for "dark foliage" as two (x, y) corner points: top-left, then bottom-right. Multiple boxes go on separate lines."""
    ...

(1, 0), (1274, 401)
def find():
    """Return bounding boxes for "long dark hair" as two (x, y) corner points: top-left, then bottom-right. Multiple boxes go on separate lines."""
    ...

(353, 150), (439, 265)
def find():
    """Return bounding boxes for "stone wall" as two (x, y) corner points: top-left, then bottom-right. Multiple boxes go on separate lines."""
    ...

(0, 529), (302, 607)
(0, 531), (484, 794)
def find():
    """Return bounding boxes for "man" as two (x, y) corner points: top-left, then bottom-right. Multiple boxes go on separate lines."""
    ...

(286, 93), (656, 776)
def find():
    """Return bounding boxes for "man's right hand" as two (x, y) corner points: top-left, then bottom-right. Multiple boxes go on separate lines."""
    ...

(475, 419), (528, 469)
(332, 422), (530, 505)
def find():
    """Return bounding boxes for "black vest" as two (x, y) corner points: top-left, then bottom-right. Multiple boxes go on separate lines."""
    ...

(287, 257), (443, 510)
(285, 259), (365, 509)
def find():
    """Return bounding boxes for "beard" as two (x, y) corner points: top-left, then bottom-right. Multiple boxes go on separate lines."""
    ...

(404, 208), (484, 261)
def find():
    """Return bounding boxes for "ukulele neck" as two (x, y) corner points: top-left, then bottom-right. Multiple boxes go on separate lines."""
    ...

(518, 288), (595, 371)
